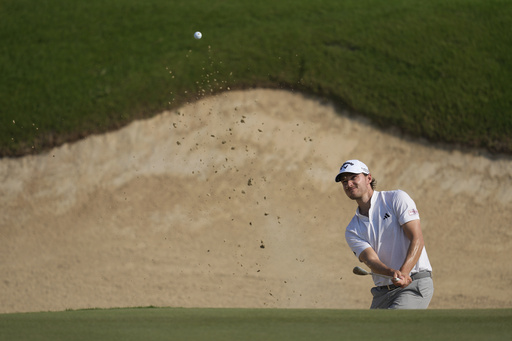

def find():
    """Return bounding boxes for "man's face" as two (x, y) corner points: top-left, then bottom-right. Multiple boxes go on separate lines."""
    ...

(338, 173), (371, 200)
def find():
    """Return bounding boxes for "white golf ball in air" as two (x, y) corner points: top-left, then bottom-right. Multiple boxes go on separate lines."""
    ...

(194, 31), (202, 40)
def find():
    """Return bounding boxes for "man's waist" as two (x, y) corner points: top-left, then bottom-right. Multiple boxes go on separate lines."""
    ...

(376, 270), (432, 291)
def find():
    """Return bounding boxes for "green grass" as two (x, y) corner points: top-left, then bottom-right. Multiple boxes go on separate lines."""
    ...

(1, 0), (511, 156)
(1, 307), (511, 341)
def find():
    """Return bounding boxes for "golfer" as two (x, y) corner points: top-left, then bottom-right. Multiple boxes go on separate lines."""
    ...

(335, 160), (434, 309)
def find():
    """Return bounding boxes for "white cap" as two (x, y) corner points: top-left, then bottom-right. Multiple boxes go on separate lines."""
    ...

(335, 160), (370, 182)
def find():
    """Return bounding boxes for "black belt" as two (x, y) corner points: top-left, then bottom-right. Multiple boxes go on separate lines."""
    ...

(377, 271), (432, 291)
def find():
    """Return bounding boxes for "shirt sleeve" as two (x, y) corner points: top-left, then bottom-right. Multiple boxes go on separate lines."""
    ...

(393, 190), (420, 225)
(345, 219), (371, 259)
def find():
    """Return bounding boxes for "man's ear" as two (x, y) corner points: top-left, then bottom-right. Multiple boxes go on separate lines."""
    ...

(367, 173), (372, 184)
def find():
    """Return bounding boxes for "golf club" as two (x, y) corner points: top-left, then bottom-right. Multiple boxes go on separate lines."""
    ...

(353, 266), (400, 281)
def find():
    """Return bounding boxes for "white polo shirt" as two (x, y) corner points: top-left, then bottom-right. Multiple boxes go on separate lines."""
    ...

(345, 190), (432, 286)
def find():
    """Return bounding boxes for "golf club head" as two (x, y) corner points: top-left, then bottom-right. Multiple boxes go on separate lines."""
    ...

(353, 266), (370, 276)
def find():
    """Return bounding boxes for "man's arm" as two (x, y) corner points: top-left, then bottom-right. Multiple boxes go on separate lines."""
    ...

(398, 219), (425, 286)
(358, 247), (403, 281)
(358, 219), (425, 287)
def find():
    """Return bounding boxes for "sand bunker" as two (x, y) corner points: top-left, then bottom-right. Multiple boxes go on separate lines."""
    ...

(1, 89), (511, 313)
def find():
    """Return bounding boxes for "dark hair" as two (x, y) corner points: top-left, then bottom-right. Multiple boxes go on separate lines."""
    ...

(370, 177), (377, 190)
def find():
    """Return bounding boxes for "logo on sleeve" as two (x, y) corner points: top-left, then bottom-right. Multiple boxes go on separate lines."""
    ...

(408, 208), (418, 216)
(383, 213), (390, 220)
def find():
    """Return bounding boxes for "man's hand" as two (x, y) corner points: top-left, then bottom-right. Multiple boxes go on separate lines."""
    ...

(392, 273), (412, 287)
(387, 269), (411, 288)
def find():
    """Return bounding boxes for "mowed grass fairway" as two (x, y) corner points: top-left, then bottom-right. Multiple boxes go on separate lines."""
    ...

(0, 308), (512, 341)
(1, 0), (511, 156)
(1, 308), (511, 341)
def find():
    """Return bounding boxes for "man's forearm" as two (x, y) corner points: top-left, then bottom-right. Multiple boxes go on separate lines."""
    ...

(359, 247), (398, 277)
(400, 236), (424, 275)
(400, 220), (425, 275)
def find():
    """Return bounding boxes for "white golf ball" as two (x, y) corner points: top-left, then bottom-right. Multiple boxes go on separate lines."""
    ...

(194, 31), (202, 40)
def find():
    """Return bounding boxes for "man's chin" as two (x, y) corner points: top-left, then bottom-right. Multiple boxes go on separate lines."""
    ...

(346, 192), (359, 200)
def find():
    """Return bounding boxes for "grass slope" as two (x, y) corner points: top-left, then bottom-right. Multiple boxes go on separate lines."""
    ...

(1, 307), (511, 341)
(1, 0), (511, 156)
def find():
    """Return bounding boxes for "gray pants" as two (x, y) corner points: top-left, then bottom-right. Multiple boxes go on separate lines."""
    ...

(370, 277), (434, 309)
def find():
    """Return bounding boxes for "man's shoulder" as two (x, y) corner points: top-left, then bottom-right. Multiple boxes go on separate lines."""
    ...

(374, 190), (415, 211)
(377, 189), (409, 200)
(346, 213), (359, 225)
(345, 214), (361, 231)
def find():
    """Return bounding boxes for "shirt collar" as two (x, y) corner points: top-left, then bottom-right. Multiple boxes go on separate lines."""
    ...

(355, 190), (379, 219)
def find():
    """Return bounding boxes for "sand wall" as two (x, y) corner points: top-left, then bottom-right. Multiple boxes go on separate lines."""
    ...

(1, 89), (511, 313)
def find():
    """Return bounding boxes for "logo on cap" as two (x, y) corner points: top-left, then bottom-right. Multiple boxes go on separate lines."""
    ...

(341, 162), (354, 170)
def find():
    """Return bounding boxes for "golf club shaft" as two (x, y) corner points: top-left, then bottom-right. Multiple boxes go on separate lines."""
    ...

(353, 266), (400, 281)
(369, 272), (395, 279)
